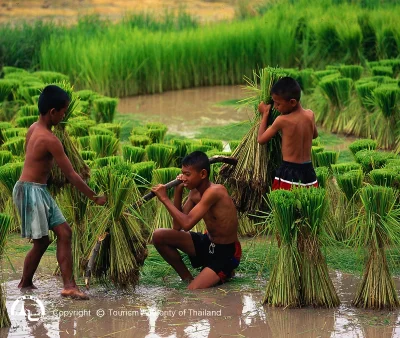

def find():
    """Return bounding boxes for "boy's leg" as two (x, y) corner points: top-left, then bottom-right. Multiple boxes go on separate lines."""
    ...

(52, 222), (88, 300)
(18, 236), (50, 289)
(187, 267), (220, 290)
(152, 229), (196, 281)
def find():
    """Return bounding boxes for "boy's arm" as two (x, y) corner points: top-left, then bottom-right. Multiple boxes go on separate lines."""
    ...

(173, 184), (195, 230)
(152, 185), (218, 231)
(47, 137), (105, 204)
(258, 115), (283, 145)
(312, 113), (318, 139)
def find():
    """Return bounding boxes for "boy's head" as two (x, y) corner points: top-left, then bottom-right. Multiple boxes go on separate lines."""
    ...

(38, 85), (70, 125)
(181, 151), (210, 190)
(270, 77), (301, 114)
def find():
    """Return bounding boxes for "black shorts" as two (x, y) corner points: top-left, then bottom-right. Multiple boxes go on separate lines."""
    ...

(272, 161), (318, 190)
(188, 232), (241, 283)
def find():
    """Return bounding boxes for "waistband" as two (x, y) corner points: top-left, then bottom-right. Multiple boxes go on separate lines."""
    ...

(281, 160), (313, 167)
(16, 180), (47, 188)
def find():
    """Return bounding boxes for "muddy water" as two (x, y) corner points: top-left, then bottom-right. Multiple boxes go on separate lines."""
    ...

(2, 269), (400, 338)
(117, 86), (252, 138)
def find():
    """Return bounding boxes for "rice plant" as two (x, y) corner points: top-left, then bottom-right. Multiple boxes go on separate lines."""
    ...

(0, 213), (11, 327)
(0, 122), (12, 144)
(80, 150), (96, 161)
(371, 66), (393, 77)
(33, 71), (69, 83)
(311, 146), (324, 168)
(335, 170), (364, 202)
(88, 126), (115, 137)
(145, 144), (175, 168)
(354, 149), (396, 172)
(1, 137), (25, 156)
(131, 161), (156, 187)
(170, 139), (189, 167)
(0, 150), (13, 166)
(122, 145), (145, 163)
(315, 151), (339, 168)
(373, 85), (400, 119)
(229, 140), (241, 152)
(93, 97), (118, 123)
(67, 119), (96, 137)
(97, 123), (121, 139)
(77, 136), (91, 150)
(93, 156), (123, 168)
(0, 162), (24, 196)
(351, 186), (400, 310)
(129, 135), (152, 148)
(314, 166), (330, 188)
(355, 82), (378, 109)
(200, 139), (223, 151)
(331, 162), (362, 176)
(339, 65), (363, 81)
(0, 79), (19, 101)
(18, 104), (38, 117)
(89, 135), (120, 158)
(15, 115), (37, 128)
(348, 139), (377, 155)
(2, 128), (27, 142)
(369, 168), (397, 187)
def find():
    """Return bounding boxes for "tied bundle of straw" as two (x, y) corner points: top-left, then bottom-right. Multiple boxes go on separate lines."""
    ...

(0, 213), (11, 327)
(295, 187), (340, 308)
(351, 186), (400, 310)
(49, 82), (90, 194)
(263, 190), (301, 307)
(218, 67), (286, 214)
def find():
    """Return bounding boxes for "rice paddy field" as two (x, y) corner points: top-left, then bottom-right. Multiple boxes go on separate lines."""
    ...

(1, 0), (400, 337)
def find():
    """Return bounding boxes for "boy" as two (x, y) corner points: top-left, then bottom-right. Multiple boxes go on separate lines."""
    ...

(257, 77), (319, 190)
(151, 151), (241, 290)
(12, 85), (106, 300)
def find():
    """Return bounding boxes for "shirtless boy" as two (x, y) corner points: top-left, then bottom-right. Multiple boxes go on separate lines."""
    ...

(151, 151), (241, 290)
(12, 85), (106, 300)
(257, 77), (319, 190)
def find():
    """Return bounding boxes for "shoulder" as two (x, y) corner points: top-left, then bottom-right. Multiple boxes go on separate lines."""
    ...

(303, 109), (315, 118)
(207, 184), (228, 197)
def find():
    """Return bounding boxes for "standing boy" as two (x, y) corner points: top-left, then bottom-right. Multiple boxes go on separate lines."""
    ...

(257, 77), (319, 190)
(151, 151), (241, 290)
(13, 85), (106, 300)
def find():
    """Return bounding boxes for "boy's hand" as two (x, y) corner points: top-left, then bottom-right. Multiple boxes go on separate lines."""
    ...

(176, 174), (185, 189)
(258, 102), (271, 117)
(94, 195), (107, 206)
(152, 184), (168, 201)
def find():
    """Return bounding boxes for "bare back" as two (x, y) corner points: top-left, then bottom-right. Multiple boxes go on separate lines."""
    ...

(20, 122), (57, 184)
(280, 109), (316, 163)
(189, 184), (238, 244)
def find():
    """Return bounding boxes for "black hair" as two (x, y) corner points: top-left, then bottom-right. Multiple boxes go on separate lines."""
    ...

(38, 85), (70, 115)
(182, 151), (210, 178)
(270, 77), (301, 102)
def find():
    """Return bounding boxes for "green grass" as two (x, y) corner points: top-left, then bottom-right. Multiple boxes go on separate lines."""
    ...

(195, 121), (251, 141)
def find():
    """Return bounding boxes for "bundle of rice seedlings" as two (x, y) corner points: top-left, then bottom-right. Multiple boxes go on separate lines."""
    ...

(129, 134), (152, 148)
(0, 150), (13, 166)
(352, 186), (400, 309)
(371, 66), (393, 77)
(263, 190), (301, 307)
(89, 134), (119, 158)
(298, 68), (315, 94)
(18, 104), (38, 117)
(238, 213), (258, 237)
(335, 170), (364, 202)
(145, 144), (175, 168)
(86, 165), (148, 288)
(93, 97), (118, 123)
(33, 71), (69, 83)
(0, 162), (24, 196)
(93, 156), (123, 168)
(218, 67), (286, 214)
(339, 65), (363, 81)
(200, 139), (223, 151)
(311, 146), (324, 168)
(373, 86), (399, 119)
(295, 187), (340, 308)
(1, 136), (25, 156)
(0, 79), (19, 101)
(348, 139), (377, 155)
(2, 128), (27, 142)
(17, 84), (44, 102)
(147, 167), (182, 241)
(122, 145), (145, 163)
(80, 150), (96, 161)
(355, 82), (378, 109)
(331, 162), (362, 176)
(312, 138), (321, 146)
(187, 143), (213, 154)
(131, 126), (148, 135)
(49, 82), (90, 192)
(314, 166), (330, 188)
(88, 126), (115, 137)
(369, 168), (397, 187)
(15, 115), (37, 128)
(315, 151), (339, 168)
(354, 149), (396, 173)
(0, 213), (11, 327)
(314, 70), (340, 81)
(0, 122), (12, 144)
(97, 123), (121, 139)
(131, 161), (156, 187)
(67, 119), (96, 137)
(77, 136), (91, 150)
(76, 89), (97, 102)
(229, 140), (240, 152)
(170, 139), (189, 167)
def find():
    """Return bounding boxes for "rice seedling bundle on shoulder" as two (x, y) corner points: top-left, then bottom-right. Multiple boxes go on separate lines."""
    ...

(352, 186), (400, 310)
(294, 187), (340, 308)
(263, 189), (301, 308)
(145, 143), (175, 168)
(0, 213), (11, 327)
(218, 67), (286, 214)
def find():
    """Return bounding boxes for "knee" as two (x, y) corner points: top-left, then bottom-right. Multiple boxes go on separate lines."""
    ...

(152, 229), (164, 247)
(187, 283), (200, 291)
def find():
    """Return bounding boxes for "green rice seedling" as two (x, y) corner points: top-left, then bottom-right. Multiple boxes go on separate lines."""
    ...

(0, 150), (13, 166)
(373, 85), (399, 118)
(376, 59), (400, 77)
(0, 79), (19, 101)
(238, 214), (258, 237)
(351, 186), (400, 310)
(77, 136), (91, 150)
(339, 65), (363, 81)
(88, 126), (115, 137)
(0, 162), (24, 196)
(229, 140), (241, 152)
(93, 156), (123, 168)
(294, 187), (340, 308)
(311, 146), (324, 168)
(122, 145), (146, 163)
(170, 139), (189, 167)
(358, 14), (377, 61)
(131, 126), (148, 135)
(355, 82), (378, 109)
(315, 151), (339, 168)
(17, 84), (44, 103)
(187, 143), (213, 153)
(129, 134), (152, 148)
(335, 170), (364, 202)
(381, 26), (399, 59)
(331, 162), (362, 176)
(18, 104), (38, 117)
(33, 71), (69, 83)
(87, 165), (147, 288)
(314, 166), (330, 189)
(146, 122), (168, 130)
(314, 70), (340, 81)
(15, 115), (37, 128)
(89, 135), (120, 158)
(1, 137), (25, 156)
(67, 119), (96, 137)
(80, 150), (96, 161)
(131, 161), (156, 187)
(146, 128), (167, 144)
(200, 139), (223, 151)
(371, 66), (393, 77)
(312, 138), (321, 146)
(145, 144), (175, 168)
(2, 66), (27, 75)
(369, 168), (397, 187)
(76, 89), (98, 102)
(349, 139), (377, 155)
(355, 149), (397, 172)
(263, 190), (301, 308)
(97, 123), (121, 139)
(0, 213), (11, 327)
(385, 159), (400, 168)
(2, 128), (27, 142)
(297, 68), (315, 94)
(93, 97), (118, 123)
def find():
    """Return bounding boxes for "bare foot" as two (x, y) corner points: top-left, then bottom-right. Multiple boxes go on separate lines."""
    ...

(61, 288), (89, 300)
(18, 280), (38, 290)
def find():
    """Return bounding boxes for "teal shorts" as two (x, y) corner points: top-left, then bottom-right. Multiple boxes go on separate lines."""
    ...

(12, 181), (66, 239)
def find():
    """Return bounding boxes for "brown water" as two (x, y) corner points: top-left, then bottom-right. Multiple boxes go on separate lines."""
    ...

(117, 86), (252, 138)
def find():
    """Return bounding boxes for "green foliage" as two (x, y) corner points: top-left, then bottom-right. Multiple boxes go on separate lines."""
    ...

(122, 145), (146, 163)
(93, 97), (118, 123)
(33, 71), (69, 83)
(0, 162), (24, 195)
(340, 65), (363, 80)
(331, 162), (362, 175)
(145, 144), (175, 168)
(371, 66), (393, 77)
(89, 135), (119, 157)
(314, 166), (330, 188)
(369, 168), (397, 187)
(335, 170), (364, 201)
(129, 135), (152, 148)
(354, 149), (397, 172)
(315, 151), (339, 168)
(1, 137), (25, 156)
(15, 116), (37, 128)
(0, 79), (19, 101)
